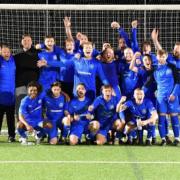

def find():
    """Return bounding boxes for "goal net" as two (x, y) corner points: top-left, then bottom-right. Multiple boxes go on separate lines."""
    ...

(0, 4), (179, 53)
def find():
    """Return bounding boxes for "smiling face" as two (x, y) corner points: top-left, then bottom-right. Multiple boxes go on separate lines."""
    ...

(102, 86), (112, 101)
(80, 35), (88, 46)
(44, 37), (55, 51)
(124, 48), (133, 62)
(83, 43), (93, 59)
(173, 43), (180, 59)
(103, 48), (114, 63)
(118, 38), (126, 50)
(65, 40), (74, 53)
(21, 35), (32, 50)
(157, 50), (168, 65)
(143, 55), (152, 70)
(76, 84), (86, 98)
(51, 85), (61, 98)
(1, 47), (11, 60)
(134, 89), (145, 105)
(28, 86), (38, 99)
(142, 42), (151, 54)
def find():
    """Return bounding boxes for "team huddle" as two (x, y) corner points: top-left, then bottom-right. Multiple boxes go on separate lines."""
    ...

(0, 17), (179, 146)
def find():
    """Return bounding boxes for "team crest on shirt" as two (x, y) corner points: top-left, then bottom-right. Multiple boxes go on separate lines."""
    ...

(109, 105), (114, 110)
(166, 69), (172, 75)
(59, 103), (63, 108)
(38, 99), (42, 104)
(53, 55), (57, 60)
(89, 64), (94, 69)
(142, 109), (147, 114)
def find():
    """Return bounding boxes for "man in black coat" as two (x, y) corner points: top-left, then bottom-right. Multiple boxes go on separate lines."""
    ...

(14, 34), (41, 119)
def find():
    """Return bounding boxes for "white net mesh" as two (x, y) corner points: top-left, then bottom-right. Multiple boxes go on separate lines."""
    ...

(0, 5), (179, 53)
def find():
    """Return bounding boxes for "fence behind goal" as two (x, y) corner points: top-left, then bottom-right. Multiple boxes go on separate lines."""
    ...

(0, 4), (179, 53)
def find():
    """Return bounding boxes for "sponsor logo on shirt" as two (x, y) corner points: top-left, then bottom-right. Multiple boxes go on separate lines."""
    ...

(77, 71), (91, 75)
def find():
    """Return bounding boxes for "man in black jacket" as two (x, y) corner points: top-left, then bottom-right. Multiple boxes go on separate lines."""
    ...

(14, 34), (41, 119)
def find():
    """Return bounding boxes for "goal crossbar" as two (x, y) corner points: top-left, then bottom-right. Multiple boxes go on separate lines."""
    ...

(0, 4), (180, 11)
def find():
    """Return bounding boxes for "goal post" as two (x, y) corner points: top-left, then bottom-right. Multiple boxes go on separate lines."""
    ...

(0, 4), (179, 53)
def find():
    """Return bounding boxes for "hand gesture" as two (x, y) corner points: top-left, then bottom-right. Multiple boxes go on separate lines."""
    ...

(37, 59), (47, 67)
(111, 21), (120, 29)
(35, 44), (42, 50)
(131, 20), (138, 28)
(134, 51), (141, 59)
(151, 28), (159, 41)
(119, 96), (127, 104)
(63, 16), (71, 27)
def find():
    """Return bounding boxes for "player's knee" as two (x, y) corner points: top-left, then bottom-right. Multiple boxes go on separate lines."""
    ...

(89, 121), (100, 133)
(96, 134), (106, 145)
(126, 124), (134, 133)
(69, 135), (78, 145)
(62, 117), (71, 126)
(113, 119), (122, 131)
(17, 121), (25, 129)
(43, 121), (53, 129)
(49, 137), (57, 145)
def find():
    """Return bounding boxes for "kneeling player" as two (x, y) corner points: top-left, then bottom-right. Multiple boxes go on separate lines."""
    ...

(88, 85), (122, 145)
(117, 88), (158, 145)
(43, 82), (70, 145)
(17, 81), (46, 145)
(68, 83), (93, 145)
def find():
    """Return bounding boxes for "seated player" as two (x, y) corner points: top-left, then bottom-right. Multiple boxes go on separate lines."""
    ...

(68, 83), (93, 145)
(117, 88), (158, 145)
(17, 81), (46, 145)
(88, 85), (122, 145)
(130, 52), (157, 144)
(43, 81), (70, 145)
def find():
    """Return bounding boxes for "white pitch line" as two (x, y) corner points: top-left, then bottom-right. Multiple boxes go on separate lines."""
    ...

(0, 161), (179, 164)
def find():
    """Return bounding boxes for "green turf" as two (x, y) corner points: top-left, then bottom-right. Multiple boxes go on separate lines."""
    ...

(0, 136), (180, 180)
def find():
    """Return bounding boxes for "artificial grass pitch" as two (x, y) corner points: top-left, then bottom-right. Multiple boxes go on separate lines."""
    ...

(0, 136), (180, 180)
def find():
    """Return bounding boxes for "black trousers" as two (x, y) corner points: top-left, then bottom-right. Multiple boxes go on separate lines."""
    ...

(0, 105), (15, 138)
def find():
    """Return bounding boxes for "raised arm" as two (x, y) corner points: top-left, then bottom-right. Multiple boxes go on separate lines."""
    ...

(63, 16), (74, 41)
(151, 28), (162, 51)
(111, 21), (131, 48)
(131, 20), (139, 52)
